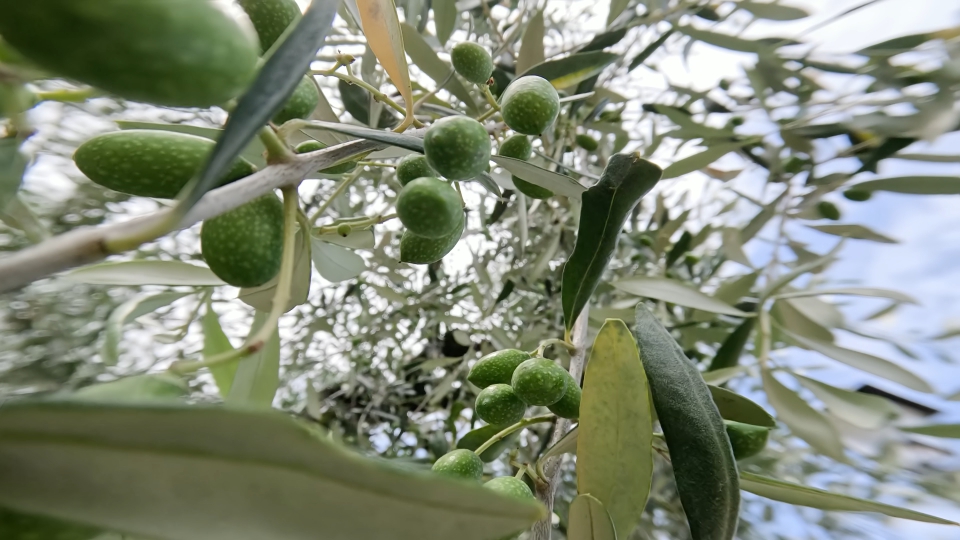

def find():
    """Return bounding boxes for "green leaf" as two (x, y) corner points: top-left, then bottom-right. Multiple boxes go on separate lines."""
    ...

(311, 238), (366, 282)
(305, 120), (424, 152)
(848, 176), (960, 195)
(539, 425), (580, 465)
(0, 507), (102, 540)
(795, 375), (899, 430)
(0, 137), (27, 211)
(633, 304), (740, 540)
(740, 191), (786, 243)
(491, 156), (587, 199)
(702, 366), (747, 386)
(180, 1), (338, 209)
(780, 327), (932, 393)
(680, 26), (764, 53)
(433, 0), (457, 45)
(72, 374), (187, 402)
(115, 120), (268, 168)
(612, 277), (749, 317)
(720, 227), (752, 267)
(203, 303), (238, 397)
(738, 1), (809, 20)
(102, 292), (191, 365)
(761, 369), (845, 461)
(739, 472), (956, 525)
(456, 424), (520, 462)
(562, 154), (662, 331)
(579, 28), (628, 53)
(63, 260), (226, 287)
(771, 300), (834, 343)
(807, 224), (897, 243)
(356, 0), (415, 127)
(661, 142), (748, 179)
(858, 33), (933, 56)
(606, 0), (629, 27)
(628, 29), (674, 72)
(339, 78), (398, 128)
(709, 385), (776, 428)
(568, 494), (617, 540)
(774, 287), (917, 304)
(519, 51), (620, 89)
(649, 105), (735, 140)
(900, 424), (960, 438)
(517, 10), (545, 74)
(714, 272), (759, 305)
(578, 319), (653, 536)
(399, 24), (477, 113)
(0, 402), (545, 540)
(239, 225), (312, 313)
(226, 311), (281, 408)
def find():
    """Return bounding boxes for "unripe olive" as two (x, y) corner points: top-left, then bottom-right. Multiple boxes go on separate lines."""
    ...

(273, 76), (319, 125)
(399, 216), (465, 264)
(511, 358), (568, 406)
(200, 194), (285, 288)
(843, 189), (872, 201)
(238, 0), (302, 53)
(475, 384), (526, 425)
(431, 449), (484, 481)
(336, 223), (352, 237)
(725, 420), (770, 460)
(547, 371), (580, 419)
(451, 42), (494, 85)
(424, 116), (491, 180)
(497, 134), (553, 199)
(817, 201), (841, 221)
(575, 134), (599, 152)
(468, 349), (532, 388)
(396, 177), (464, 239)
(500, 76), (560, 136)
(483, 476), (534, 500)
(396, 154), (437, 186)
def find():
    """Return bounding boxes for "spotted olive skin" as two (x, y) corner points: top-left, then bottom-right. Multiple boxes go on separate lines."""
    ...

(451, 42), (494, 85)
(500, 76), (560, 136)
(547, 371), (581, 419)
(399, 215), (464, 264)
(200, 194), (285, 288)
(431, 449), (484, 481)
(475, 384), (526, 425)
(423, 116), (491, 180)
(294, 140), (357, 175)
(483, 476), (534, 500)
(511, 358), (568, 406)
(396, 154), (437, 186)
(396, 177), (464, 239)
(497, 134), (552, 199)
(74, 130), (256, 199)
(468, 349), (532, 388)
(0, 0), (259, 107)
(238, 0), (301, 53)
(273, 76), (319, 125)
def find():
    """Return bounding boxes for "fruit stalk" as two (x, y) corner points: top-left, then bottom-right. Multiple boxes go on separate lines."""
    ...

(472, 414), (555, 457)
(258, 126), (295, 162)
(481, 85), (500, 111)
(531, 305), (589, 540)
(311, 69), (423, 128)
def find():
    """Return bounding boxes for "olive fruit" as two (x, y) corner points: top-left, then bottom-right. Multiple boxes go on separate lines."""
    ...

(500, 76), (560, 136)
(575, 134), (599, 152)
(423, 116), (491, 180)
(200, 194), (285, 288)
(396, 154), (437, 186)
(396, 177), (464, 239)
(817, 201), (841, 221)
(0, 0), (259, 107)
(511, 358), (568, 406)
(483, 476), (534, 500)
(431, 449), (484, 481)
(497, 134), (553, 199)
(399, 215), (465, 264)
(475, 384), (526, 425)
(238, 0), (301, 53)
(843, 189), (871, 201)
(468, 349), (532, 388)
(294, 140), (357, 175)
(451, 42), (494, 85)
(724, 420), (770, 460)
(74, 130), (256, 198)
(547, 371), (581, 419)
(273, 76), (319, 125)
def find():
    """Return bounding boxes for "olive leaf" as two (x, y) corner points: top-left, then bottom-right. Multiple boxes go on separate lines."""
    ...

(761, 368), (845, 461)
(577, 319), (653, 536)
(203, 302), (237, 397)
(63, 260), (225, 287)
(0, 507), (102, 540)
(628, 29), (674, 72)
(613, 277), (750, 317)
(633, 303), (740, 540)
(807, 224), (897, 244)
(226, 311), (281, 408)
(847, 176), (960, 195)
(795, 374), (899, 430)
(661, 141), (750, 179)
(456, 424), (520, 462)
(102, 292), (192, 365)
(491, 156), (586, 200)
(567, 494), (617, 540)
(355, 0), (415, 127)
(738, 1), (809, 21)
(517, 10), (545, 73)
(708, 385), (776, 428)
(178, 0), (338, 210)
(679, 26), (764, 54)
(561, 154), (661, 331)
(900, 424), (960, 438)
(0, 402), (546, 540)
(518, 51), (620, 89)
(707, 318), (756, 371)
(305, 121), (424, 152)
(433, 0), (457, 45)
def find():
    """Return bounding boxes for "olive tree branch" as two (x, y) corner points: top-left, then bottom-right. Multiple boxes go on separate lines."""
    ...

(532, 305), (589, 540)
(473, 414), (556, 456)
(0, 135), (402, 293)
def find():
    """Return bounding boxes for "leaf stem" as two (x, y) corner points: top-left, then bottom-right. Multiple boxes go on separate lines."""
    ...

(474, 414), (555, 457)
(258, 126), (294, 163)
(476, 106), (499, 122)
(311, 69), (424, 128)
(34, 87), (98, 103)
(481, 85), (501, 111)
(170, 187), (300, 375)
(533, 338), (578, 357)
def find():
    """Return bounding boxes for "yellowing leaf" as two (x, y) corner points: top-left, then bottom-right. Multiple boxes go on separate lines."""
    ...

(356, 0), (415, 129)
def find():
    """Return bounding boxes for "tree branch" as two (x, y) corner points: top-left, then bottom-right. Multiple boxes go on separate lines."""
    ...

(532, 305), (590, 540)
(0, 132), (421, 294)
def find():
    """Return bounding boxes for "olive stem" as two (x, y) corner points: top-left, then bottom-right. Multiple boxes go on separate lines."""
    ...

(313, 213), (397, 235)
(311, 69), (424, 128)
(34, 87), (99, 103)
(258, 126), (294, 163)
(307, 168), (363, 224)
(169, 187), (300, 375)
(481, 85), (501, 111)
(533, 338), (578, 357)
(474, 414), (555, 457)
(356, 161), (396, 168)
(476, 107), (499, 122)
